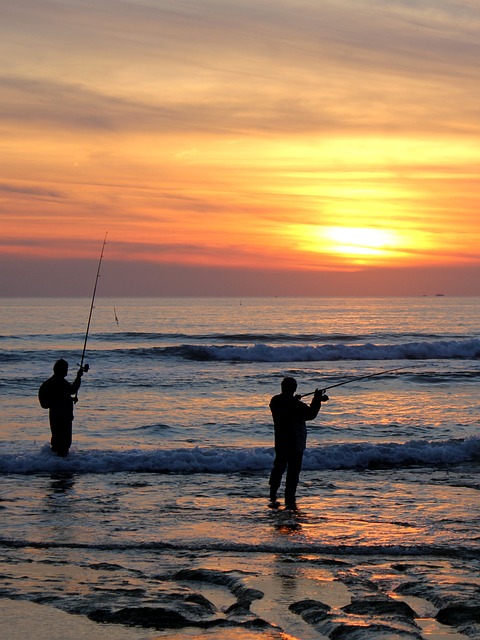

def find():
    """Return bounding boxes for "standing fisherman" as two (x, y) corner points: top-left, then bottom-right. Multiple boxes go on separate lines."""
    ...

(269, 377), (327, 508)
(38, 359), (83, 457)
(37, 233), (107, 457)
(269, 366), (421, 507)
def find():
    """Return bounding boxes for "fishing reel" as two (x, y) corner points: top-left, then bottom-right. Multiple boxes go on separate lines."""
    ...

(77, 363), (90, 373)
(313, 388), (329, 402)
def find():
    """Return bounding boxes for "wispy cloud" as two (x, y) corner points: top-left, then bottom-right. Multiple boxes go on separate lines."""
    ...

(2, 1), (479, 136)
(0, 181), (64, 198)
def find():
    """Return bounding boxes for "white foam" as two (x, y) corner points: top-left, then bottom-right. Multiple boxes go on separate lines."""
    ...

(177, 338), (480, 362)
(1, 437), (478, 475)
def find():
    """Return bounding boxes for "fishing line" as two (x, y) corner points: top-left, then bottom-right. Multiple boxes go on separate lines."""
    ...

(300, 364), (423, 399)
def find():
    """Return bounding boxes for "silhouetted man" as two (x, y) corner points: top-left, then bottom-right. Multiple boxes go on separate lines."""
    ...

(269, 377), (326, 508)
(38, 359), (83, 457)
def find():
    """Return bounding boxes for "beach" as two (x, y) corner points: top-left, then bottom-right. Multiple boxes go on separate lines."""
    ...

(1, 532), (479, 639)
(1, 297), (479, 639)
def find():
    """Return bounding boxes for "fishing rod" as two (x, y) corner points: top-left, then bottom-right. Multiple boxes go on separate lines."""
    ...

(300, 364), (422, 399)
(75, 233), (108, 396)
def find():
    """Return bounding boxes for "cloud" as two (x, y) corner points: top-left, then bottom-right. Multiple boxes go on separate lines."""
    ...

(0, 76), (159, 133)
(0, 182), (64, 198)
(2, 1), (480, 138)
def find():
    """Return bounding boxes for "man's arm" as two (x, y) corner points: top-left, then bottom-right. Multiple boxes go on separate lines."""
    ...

(70, 368), (83, 395)
(301, 389), (324, 420)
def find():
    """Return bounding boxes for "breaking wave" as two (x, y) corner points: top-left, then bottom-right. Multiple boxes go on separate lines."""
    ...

(3, 337), (480, 366)
(134, 338), (480, 362)
(1, 437), (478, 475)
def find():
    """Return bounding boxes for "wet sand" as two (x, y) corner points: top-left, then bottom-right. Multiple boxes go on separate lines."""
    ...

(0, 598), (157, 640)
(1, 550), (479, 640)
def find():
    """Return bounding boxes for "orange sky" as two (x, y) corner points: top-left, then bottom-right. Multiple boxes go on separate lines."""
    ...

(1, 0), (480, 296)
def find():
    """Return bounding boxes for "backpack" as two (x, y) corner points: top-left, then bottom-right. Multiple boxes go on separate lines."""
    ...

(38, 379), (52, 409)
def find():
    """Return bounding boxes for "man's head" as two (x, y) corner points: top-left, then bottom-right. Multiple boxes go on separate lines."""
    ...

(53, 359), (68, 377)
(281, 376), (297, 395)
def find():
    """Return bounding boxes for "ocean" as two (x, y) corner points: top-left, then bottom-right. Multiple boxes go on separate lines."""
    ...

(1, 296), (479, 640)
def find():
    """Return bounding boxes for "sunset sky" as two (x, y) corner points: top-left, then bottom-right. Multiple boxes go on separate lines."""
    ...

(1, 0), (479, 296)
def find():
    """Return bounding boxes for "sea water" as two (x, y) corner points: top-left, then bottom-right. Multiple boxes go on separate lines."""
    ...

(1, 297), (479, 640)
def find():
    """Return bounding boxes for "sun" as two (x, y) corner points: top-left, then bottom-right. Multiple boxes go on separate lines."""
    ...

(285, 223), (412, 267)
(322, 226), (399, 257)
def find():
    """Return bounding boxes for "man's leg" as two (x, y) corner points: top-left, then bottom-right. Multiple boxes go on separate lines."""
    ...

(50, 417), (72, 458)
(284, 450), (304, 506)
(269, 448), (288, 502)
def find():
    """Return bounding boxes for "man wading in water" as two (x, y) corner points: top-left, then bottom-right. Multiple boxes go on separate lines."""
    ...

(269, 377), (326, 508)
(38, 359), (83, 457)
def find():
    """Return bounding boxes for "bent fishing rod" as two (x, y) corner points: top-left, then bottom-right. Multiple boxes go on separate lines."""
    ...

(300, 364), (422, 399)
(75, 233), (108, 400)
